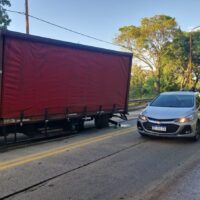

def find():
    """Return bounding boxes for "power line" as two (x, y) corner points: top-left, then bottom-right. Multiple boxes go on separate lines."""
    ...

(5, 9), (128, 50)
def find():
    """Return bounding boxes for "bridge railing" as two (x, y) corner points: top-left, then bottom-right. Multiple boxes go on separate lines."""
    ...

(128, 98), (153, 111)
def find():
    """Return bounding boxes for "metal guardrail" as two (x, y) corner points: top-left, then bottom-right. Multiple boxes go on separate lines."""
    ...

(128, 98), (153, 103)
(128, 98), (153, 111)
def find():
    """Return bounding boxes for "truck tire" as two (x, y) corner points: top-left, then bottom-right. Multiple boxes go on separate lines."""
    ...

(76, 120), (84, 131)
(63, 121), (73, 132)
(95, 115), (109, 129)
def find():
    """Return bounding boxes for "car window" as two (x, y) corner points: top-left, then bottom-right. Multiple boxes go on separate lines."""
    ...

(150, 94), (194, 108)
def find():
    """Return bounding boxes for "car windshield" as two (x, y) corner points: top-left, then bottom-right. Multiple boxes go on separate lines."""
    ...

(150, 94), (194, 108)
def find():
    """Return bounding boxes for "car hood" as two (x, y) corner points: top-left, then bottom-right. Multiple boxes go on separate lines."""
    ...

(143, 106), (194, 120)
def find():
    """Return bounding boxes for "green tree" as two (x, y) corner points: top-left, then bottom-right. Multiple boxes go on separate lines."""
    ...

(190, 31), (200, 89)
(161, 31), (188, 90)
(163, 31), (200, 90)
(143, 75), (157, 97)
(0, 0), (11, 29)
(129, 65), (156, 99)
(130, 65), (146, 98)
(160, 63), (180, 91)
(115, 15), (178, 93)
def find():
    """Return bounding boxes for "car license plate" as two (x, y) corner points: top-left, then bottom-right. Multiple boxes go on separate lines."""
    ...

(152, 125), (166, 132)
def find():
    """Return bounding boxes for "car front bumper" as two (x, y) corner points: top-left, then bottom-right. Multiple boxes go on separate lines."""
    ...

(137, 119), (196, 138)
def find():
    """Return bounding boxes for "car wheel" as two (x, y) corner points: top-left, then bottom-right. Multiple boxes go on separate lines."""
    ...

(192, 121), (200, 142)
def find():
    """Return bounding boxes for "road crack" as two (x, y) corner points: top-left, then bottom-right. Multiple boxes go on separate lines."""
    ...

(0, 140), (146, 200)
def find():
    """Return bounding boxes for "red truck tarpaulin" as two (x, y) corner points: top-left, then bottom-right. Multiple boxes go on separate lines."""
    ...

(0, 33), (132, 119)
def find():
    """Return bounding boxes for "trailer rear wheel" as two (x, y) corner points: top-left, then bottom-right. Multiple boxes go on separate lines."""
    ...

(76, 120), (84, 131)
(95, 115), (109, 129)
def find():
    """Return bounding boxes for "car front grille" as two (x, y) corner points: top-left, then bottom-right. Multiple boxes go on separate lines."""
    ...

(147, 117), (175, 122)
(143, 122), (179, 133)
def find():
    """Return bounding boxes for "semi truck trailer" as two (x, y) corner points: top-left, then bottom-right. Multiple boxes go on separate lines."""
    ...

(0, 30), (132, 137)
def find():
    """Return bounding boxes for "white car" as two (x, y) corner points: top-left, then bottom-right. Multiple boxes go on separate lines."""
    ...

(137, 91), (200, 141)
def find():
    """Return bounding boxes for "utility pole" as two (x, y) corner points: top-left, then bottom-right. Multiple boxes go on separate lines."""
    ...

(25, 0), (29, 34)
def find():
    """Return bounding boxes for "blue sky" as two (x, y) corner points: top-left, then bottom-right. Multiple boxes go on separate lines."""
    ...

(7, 0), (200, 50)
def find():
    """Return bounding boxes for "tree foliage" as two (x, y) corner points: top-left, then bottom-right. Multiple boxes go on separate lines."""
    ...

(162, 31), (200, 90)
(161, 31), (189, 89)
(115, 15), (179, 93)
(0, 0), (11, 29)
(129, 65), (146, 98)
(129, 65), (157, 99)
(190, 31), (200, 89)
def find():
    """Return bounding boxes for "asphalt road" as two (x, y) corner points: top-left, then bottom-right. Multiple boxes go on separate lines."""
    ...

(1, 113), (200, 200)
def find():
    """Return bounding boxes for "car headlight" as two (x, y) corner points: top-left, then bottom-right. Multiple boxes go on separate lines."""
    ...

(139, 114), (148, 121)
(175, 114), (194, 123)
